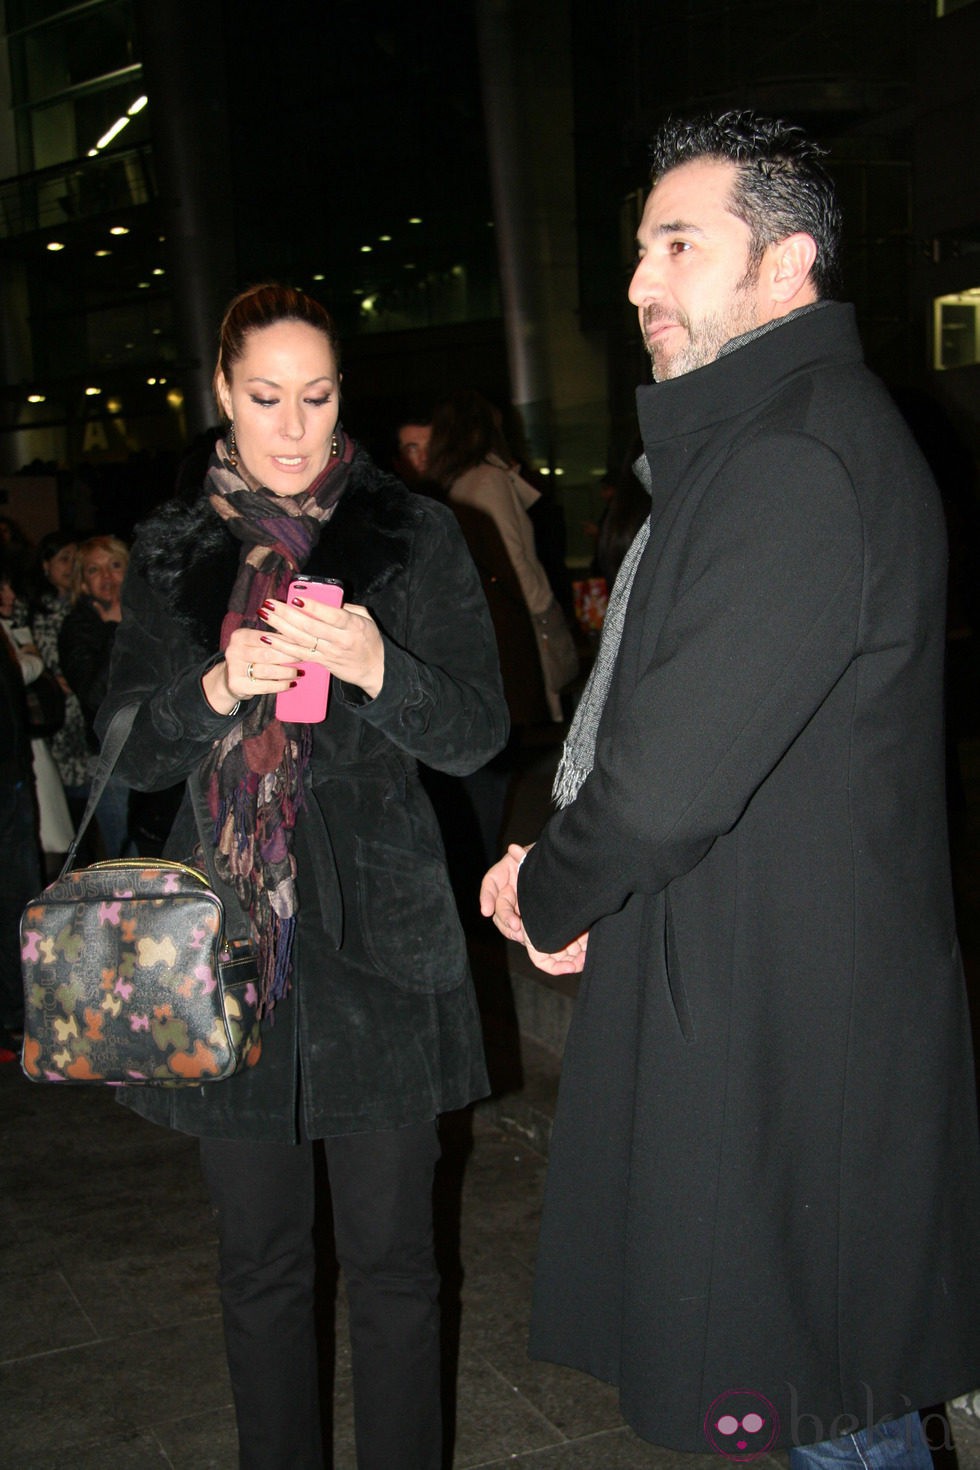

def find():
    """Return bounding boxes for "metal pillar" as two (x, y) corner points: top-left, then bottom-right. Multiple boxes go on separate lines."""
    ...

(475, 0), (553, 466)
(134, 0), (237, 440)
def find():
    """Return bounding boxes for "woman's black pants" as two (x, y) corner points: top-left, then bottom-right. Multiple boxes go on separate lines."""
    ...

(199, 1119), (442, 1470)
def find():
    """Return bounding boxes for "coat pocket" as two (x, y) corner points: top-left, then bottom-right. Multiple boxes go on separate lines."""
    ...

(663, 891), (697, 1043)
(355, 837), (467, 993)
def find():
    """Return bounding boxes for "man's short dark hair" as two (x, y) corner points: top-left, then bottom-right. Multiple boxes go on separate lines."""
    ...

(649, 110), (843, 299)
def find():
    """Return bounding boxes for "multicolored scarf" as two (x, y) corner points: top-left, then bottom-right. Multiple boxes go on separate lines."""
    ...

(199, 428), (355, 1016)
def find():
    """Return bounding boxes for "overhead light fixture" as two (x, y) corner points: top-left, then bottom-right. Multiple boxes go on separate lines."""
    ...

(127, 96), (148, 116)
(360, 245), (373, 253)
(84, 386), (101, 397)
(109, 226), (129, 236)
(408, 217), (422, 225)
(94, 249), (111, 258)
(379, 234), (392, 243)
(106, 397), (123, 414)
(312, 273), (325, 282)
(146, 377), (157, 385)
(96, 116), (130, 150)
(46, 240), (65, 252)
(152, 268), (165, 276)
(27, 393), (45, 404)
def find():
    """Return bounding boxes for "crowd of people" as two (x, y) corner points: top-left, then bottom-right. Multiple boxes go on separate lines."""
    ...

(2, 105), (979, 1470)
(0, 524), (149, 1056)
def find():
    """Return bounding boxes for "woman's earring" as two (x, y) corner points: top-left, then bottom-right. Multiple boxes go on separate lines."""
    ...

(331, 434), (338, 458)
(227, 423), (239, 468)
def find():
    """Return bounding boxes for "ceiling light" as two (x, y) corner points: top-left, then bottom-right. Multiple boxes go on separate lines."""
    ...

(109, 226), (129, 236)
(408, 217), (422, 225)
(84, 386), (101, 397)
(46, 240), (65, 252)
(96, 116), (130, 150)
(127, 96), (148, 116)
(152, 268), (165, 276)
(95, 249), (111, 257)
(27, 394), (45, 404)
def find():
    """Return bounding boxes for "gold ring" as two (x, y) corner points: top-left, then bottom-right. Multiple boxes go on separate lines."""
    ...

(246, 662), (255, 681)
(310, 637), (319, 655)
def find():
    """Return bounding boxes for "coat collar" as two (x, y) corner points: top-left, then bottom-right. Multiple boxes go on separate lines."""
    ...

(635, 300), (863, 454)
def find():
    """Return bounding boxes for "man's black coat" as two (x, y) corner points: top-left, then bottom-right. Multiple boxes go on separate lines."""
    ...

(520, 304), (980, 1452)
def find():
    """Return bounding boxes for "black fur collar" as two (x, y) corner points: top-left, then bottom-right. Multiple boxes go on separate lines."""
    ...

(131, 446), (419, 653)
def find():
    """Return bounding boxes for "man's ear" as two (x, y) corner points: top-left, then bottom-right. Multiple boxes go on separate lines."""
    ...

(769, 232), (819, 305)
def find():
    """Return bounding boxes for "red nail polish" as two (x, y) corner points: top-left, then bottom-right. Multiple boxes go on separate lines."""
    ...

(288, 680), (297, 688)
(295, 669), (305, 677)
(261, 600), (275, 609)
(292, 597), (305, 608)
(258, 609), (269, 621)
(260, 635), (272, 645)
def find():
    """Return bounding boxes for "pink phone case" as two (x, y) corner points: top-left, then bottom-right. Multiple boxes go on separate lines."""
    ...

(275, 577), (344, 724)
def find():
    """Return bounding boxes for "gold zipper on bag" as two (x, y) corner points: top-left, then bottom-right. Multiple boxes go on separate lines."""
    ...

(84, 859), (211, 886)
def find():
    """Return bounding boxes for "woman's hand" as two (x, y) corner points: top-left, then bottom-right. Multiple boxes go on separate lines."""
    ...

(202, 623), (297, 713)
(200, 598), (386, 716)
(258, 596), (385, 699)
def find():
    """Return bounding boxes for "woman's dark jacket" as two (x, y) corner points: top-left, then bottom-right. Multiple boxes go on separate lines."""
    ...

(96, 448), (509, 1141)
(59, 597), (117, 745)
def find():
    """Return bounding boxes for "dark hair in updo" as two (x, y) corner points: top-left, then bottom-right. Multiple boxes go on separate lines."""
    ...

(212, 283), (342, 411)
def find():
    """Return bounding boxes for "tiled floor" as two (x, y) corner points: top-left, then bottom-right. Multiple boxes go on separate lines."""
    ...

(4, 1069), (980, 1469)
(3, 728), (979, 1468)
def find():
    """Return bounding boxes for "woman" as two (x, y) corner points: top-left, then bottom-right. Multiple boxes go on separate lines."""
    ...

(59, 534), (133, 857)
(30, 532), (91, 824)
(97, 283), (508, 1470)
(426, 390), (570, 863)
(428, 391), (557, 720)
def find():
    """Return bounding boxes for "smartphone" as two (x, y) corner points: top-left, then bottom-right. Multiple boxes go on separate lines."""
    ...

(275, 576), (344, 724)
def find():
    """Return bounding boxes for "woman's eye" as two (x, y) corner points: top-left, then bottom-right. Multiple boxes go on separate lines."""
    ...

(305, 396), (331, 408)
(251, 396), (278, 408)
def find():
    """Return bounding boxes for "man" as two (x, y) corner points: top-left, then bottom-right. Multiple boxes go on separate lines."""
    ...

(394, 416), (433, 485)
(481, 111), (980, 1467)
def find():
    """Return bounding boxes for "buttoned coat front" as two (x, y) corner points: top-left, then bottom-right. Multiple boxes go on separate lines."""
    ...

(97, 447), (508, 1141)
(519, 305), (980, 1452)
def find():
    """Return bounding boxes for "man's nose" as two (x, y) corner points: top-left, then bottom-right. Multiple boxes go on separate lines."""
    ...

(628, 256), (658, 306)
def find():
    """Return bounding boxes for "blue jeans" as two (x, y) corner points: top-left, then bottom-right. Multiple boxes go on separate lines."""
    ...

(789, 1411), (932, 1468)
(94, 771), (133, 858)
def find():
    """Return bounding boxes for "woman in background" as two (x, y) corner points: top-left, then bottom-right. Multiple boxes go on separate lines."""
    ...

(59, 535), (132, 857)
(30, 532), (91, 829)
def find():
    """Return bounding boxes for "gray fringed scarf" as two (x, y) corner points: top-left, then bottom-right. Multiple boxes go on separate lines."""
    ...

(552, 302), (830, 809)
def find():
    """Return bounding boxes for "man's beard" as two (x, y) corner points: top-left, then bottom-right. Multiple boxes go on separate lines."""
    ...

(642, 269), (761, 382)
